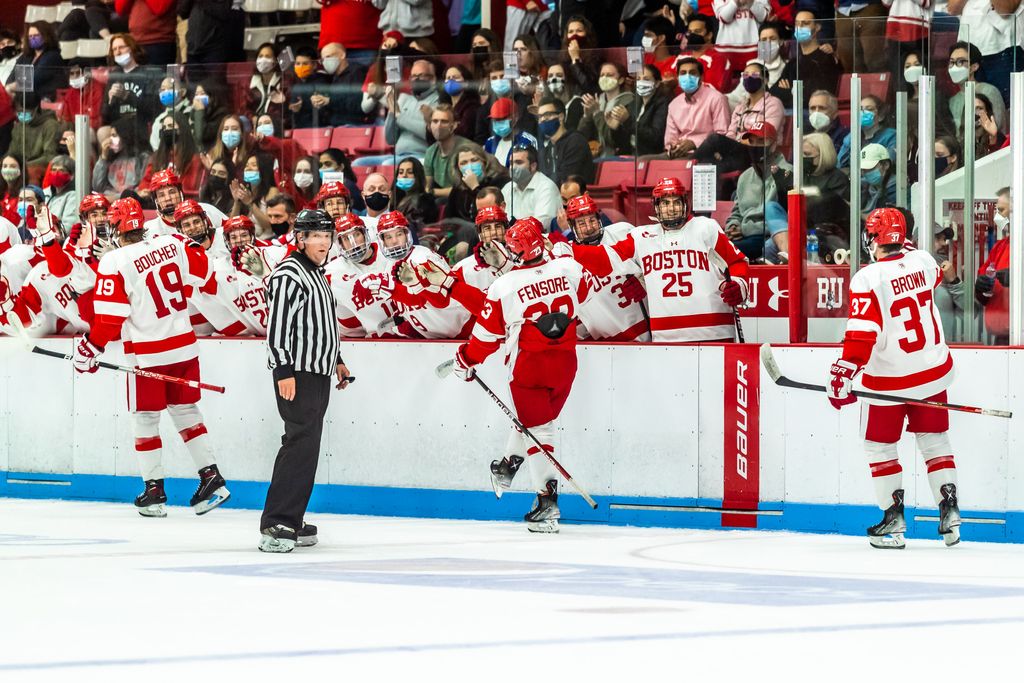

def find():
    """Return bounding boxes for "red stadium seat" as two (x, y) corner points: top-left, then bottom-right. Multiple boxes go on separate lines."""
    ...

(330, 126), (374, 154)
(592, 160), (640, 190)
(291, 127), (333, 155)
(838, 73), (890, 106)
(355, 126), (394, 156)
(710, 200), (734, 226)
(642, 159), (693, 186)
(837, 108), (851, 128)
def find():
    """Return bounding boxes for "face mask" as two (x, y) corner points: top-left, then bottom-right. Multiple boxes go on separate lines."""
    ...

(860, 110), (876, 129)
(635, 79), (656, 98)
(270, 220), (290, 236)
(904, 65), (923, 84)
(794, 27), (813, 43)
(364, 191), (389, 211)
(256, 123), (275, 137)
(293, 171), (314, 188)
(28, 35), (44, 50)
(688, 0), (698, 9)
(471, 46), (489, 59)
(16, 111), (32, 123)
(461, 162), (484, 179)
(159, 90), (175, 107)
(395, 177), (415, 191)
(114, 52), (132, 67)
(17, 202), (27, 218)
(243, 170), (261, 184)
(641, 36), (656, 54)
(935, 156), (949, 175)
(196, 94), (209, 107)
(546, 76), (564, 95)
(50, 171), (71, 189)
(802, 154), (818, 170)
(295, 64), (314, 79)
(222, 130), (242, 148)
(0, 45), (17, 60)
(159, 203), (176, 217)
(948, 65), (969, 85)
(444, 79), (464, 96)
(994, 213), (1010, 234)
(862, 168), (883, 186)
(538, 118), (560, 138)
(684, 32), (705, 47)
(207, 176), (227, 192)
(808, 110), (830, 131)
(256, 57), (275, 74)
(1, 168), (18, 182)
(57, 143), (69, 156)
(747, 145), (767, 168)
(511, 166), (532, 185)
(159, 128), (176, 146)
(491, 78), (511, 97)
(411, 80), (433, 98)
(742, 75), (763, 94)
(598, 76), (619, 92)
(69, 76), (86, 89)
(678, 74), (699, 94)
(322, 56), (341, 74)
(108, 136), (121, 153)
(758, 40), (780, 63)
(492, 119), (512, 138)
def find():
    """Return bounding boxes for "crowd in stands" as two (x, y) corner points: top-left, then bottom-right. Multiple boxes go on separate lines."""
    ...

(0, 1), (1019, 340)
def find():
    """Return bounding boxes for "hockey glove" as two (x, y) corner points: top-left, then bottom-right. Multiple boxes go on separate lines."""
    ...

(719, 278), (746, 307)
(233, 245), (270, 280)
(416, 260), (456, 295)
(0, 275), (14, 315)
(452, 345), (476, 382)
(394, 259), (423, 294)
(33, 206), (59, 245)
(68, 222), (84, 245)
(92, 238), (115, 261)
(73, 335), (103, 374)
(478, 240), (511, 271)
(826, 359), (860, 410)
(617, 276), (646, 305)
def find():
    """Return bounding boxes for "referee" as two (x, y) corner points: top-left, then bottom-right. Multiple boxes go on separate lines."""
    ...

(259, 209), (352, 553)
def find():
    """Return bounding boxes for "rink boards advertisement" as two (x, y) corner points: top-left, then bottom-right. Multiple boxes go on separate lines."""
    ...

(0, 338), (1021, 543)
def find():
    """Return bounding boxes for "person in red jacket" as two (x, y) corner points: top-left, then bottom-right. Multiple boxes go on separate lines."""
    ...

(975, 187), (1012, 344)
(319, 0), (383, 62)
(115, 0), (176, 65)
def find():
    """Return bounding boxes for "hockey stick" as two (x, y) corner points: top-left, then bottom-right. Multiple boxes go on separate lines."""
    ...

(436, 359), (599, 509)
(759, 343), (1012, 418)
(30, 345), (227, 394)
(723, 268), (745, 343)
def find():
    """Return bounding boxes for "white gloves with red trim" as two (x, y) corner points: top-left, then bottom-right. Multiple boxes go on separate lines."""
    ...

(73, 336), (103, 374)
(827, 359), (861, 410)
(416, 260), (456, 296)
(452, 345), (476, 382)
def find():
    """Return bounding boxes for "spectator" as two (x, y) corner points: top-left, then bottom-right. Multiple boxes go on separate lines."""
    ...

(46, 155), (79, 228)
(712, 0), (770, 74)
(505, 0), (553, 50)
(935, 135), (962, 178)
(10, 94), (59, 181)
(730, 22), (787, 109)
(696, 60), (784, 173)
(360, 172), (392, 235)
(805, 90), (849, 154)
(0, 28), (19, 89)
(191, 80), (231, 151)
(148, 75), (190, 151)
(560, 0), (622, 49)
(895, 49), (956, 137)
(537, 97), (595, 186)
(560, 16), (601, 96)
(475, 185), (507, 216)
(288, 47), (329, 129)
(179, 0), (244, 66)
(947, 41), (1007, 135)
(205, 114), (251, 173)
(539, 62), (584, 132)
(101, 33), (159, 137)
(469, 28), (503, 81)
(15, 185), (45, 242)
(318, 42), (370, 126)
(579, 61), (635, 158)
(5, 21), (64, 102)
(393, 156), (432, 207)
(376, 0), (434, 40)
(835, 0), (888, 73)
(633, 64), (671, 158)
(424, 104), (470, 200)
(882, 0), (931, 79)
(664, 56), (731, 159)
(384, 58), (439, 157)
(510, 34), (546, 131)
(439, 64), (481, 140)
(796, 132), (851, 246)
(289, 156), (321, 211)
(929, 223), (967, 340)
(139, 112), (200, 195)
(974, 94), (1009, 157)
(484, 97), (540, 167)
(92, 120), (150, 200)
(838, 95), (896, 168)
(948, 0), (1023, 105)
(774, 11), (843, 108)
(501, 145), (561, 227)
(724, 122), (791, 262)
(552, 175), (612, 238)
(683, 14), (731, 92)
(641, 16), (679, 81)
(59, 0), (128, 41)
(199, 158), (234, 216)
(246, 43), (285, 120)
(455, 0), (483, 53)
(975, 185), (1011, 343)
(319, 0), (383, 64)
(318, 148), (365, 211)
(264, 193), (297, 241)
(231, 152), (280, 231)
(0, 154), (23, 225)
(445, 141), (510, 222)
(859, 143), (897, 218)
(359, 31), (409, 118)
(116, 0), (176, 66)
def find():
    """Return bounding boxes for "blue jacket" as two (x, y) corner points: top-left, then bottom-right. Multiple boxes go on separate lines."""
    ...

(484, 131), (540, 167)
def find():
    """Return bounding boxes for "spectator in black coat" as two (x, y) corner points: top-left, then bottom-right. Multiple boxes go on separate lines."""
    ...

(317, 42), (370, 126)
(5, 21), (65, 102)
(537, 97), (595, 186)
(633, 64), (671, 158)
(101, 33), (160, 141)
(445, 141), (510, 222)
(59, 0), (129, 40)
(772, 10), (843, 108)
(179, 0), (245, 65)
(287, 46), (330, 129)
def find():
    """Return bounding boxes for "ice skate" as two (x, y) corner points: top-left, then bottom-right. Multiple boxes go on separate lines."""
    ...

(296, 522), (318, 548)
(134, 479), (167, 518)
(190, 465), (231, 515)
(867, 489), (906, 549)
(938, 483), (961, 547)
(259, 524), (297, 553)
(489, 455), (524, 499)
(525, 480), (560, 533)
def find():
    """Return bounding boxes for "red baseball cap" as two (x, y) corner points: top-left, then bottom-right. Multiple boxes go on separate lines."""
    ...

(489, 97), (516, 120)
(741, 121), (777, 141)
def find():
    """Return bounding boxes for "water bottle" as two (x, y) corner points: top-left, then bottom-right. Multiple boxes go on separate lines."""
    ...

(984, 264), (996, 298)
(807, 228), (820, 264)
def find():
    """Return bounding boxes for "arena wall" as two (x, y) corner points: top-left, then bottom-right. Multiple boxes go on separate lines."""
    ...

(1, 338), (1021, 543)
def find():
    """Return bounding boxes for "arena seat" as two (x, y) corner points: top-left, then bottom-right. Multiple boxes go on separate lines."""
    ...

(710, 200), (734, 226)
(77, 39), (109, 59)
(838, 73), (890, 106)
(291, 128), (333, 155)
(55, 2), (74, 21)
(330, 126), (374, 155)
(354, 126), (393, 156)
(642, 159), (692, 185)
(24, 5), (57, 23)
(59, 41), (78, 61)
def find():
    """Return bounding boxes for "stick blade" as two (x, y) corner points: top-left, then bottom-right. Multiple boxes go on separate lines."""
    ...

(435, 359), (455, 379)
(759, 343), (783, 383)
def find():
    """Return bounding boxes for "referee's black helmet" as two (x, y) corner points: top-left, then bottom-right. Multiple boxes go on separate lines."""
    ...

(294, 209), (334, 235)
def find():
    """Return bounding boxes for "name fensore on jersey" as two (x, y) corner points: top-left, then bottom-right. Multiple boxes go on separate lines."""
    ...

(846, 249), (955, 399)
(93, 234), (211, 368)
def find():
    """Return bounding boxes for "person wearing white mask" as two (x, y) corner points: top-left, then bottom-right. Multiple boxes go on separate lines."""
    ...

(946, 41), (1007, 136)
(316, 42), (370, 126)
(728, 22), (786, 109)
(247, 43), (284, 118)
(805, 90), (849, 156)
(102, 33), (160, 136)
(881, 0), (932, 81)
(539, 63), (584, 132)
(290, 157), (320, 210)
(974, 186), (1012, 344)
(948, 0), (1024, 105)
(712, 0), (770, 81)
(633, 65), (672, 158)
(640, 16), (678, 81)
(579, 61), (635, 158)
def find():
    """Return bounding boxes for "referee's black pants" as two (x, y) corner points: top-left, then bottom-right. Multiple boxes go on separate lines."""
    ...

(260, 372), (331, 532)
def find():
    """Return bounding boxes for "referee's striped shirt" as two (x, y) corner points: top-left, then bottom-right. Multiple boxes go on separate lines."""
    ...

(266, 250), (342, 379)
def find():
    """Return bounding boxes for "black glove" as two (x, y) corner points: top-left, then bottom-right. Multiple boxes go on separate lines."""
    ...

(975, 274), (995, 303)
(995, 269), (1010, 287)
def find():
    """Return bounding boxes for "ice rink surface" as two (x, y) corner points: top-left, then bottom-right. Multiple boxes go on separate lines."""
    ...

(2, 498), (1023, 681)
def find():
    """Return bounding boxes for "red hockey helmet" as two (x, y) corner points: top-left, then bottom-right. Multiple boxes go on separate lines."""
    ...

(335, 213), (371, 261)
(565, 193), (603, 245)
(651, 176), (689, 229)
(173, 199), (213, 243)
(376, 210), (412, 260)
(109, 197), (146, 241)
(150, 169), (181, 191)
(315, 181), (351, 213)
(565, 193), (598, 220)
(505, 217), (545, 263)
(651, 176), (688, 200)
(865, 208), (907, 248)
(78, 192), (110, 219)
(475, 204), (508, 228)
(222, 214), (256, 249)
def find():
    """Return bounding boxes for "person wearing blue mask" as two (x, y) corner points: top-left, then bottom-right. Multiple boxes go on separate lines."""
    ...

(537, 97), (594, 187)
(148, 76), (191, 152)
(316, 42), (370, 126)
(772, 10), (843, 108)
(231, 152), (281, 235)
(483, 97), (540, 168)
(664, 56), (730, 159)
(439, 64), (481, 139)
(859, 143), (898, 220)
(10, 93), (60, 173)
(444, 142), (510, 223)
(211, 115), (249, 170)
(837, 95), (897, 168)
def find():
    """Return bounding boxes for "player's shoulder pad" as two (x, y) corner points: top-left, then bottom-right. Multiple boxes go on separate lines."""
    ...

(602, 221), (634, 244)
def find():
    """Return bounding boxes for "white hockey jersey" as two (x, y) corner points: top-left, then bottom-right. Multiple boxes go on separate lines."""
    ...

(189, 257), (268, 336)
(398, 245), (473, 339)
(326, 244), (404, 337)
(6, 261), (90, 334)
(0, 243), (44, 293)
(570, 223), (650, 342)
(845, 248), (954, 398)
(145, 202), (229, 261)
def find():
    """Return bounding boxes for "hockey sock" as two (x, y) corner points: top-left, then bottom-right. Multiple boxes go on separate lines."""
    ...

(865, 440), (902, 509)
(524, 422), (558, 492)
(503, 428), (524, 460)
(167, 404), (215, 471)
(133, 411), (164, 481)
(917, 432), (957, 506)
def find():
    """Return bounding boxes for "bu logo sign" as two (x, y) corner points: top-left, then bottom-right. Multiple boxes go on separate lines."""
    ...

(817, 277), (843, 310)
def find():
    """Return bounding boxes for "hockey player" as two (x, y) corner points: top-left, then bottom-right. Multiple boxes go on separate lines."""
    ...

(145, 169), (228, 257)
(77, 197), (231, 517)
(446, 217), (592, 533)
(572, 177), (748, 342)
(827, 207), (961, 549)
